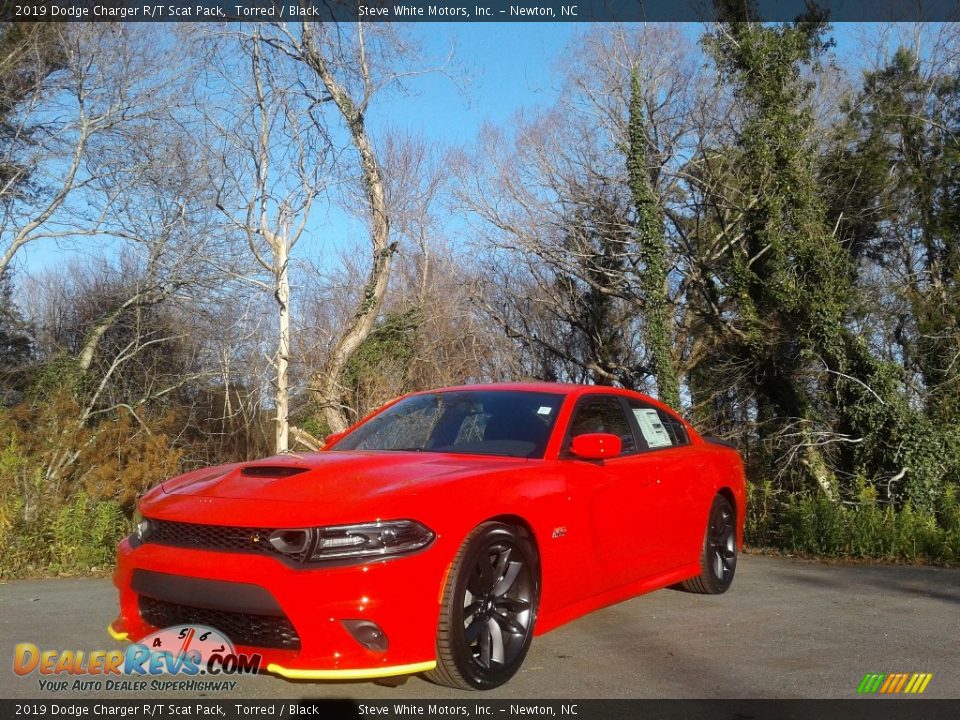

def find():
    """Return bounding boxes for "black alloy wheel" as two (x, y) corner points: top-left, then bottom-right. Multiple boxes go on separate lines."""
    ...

(682, 494), (737, 594)
(428, 522), (539, 690)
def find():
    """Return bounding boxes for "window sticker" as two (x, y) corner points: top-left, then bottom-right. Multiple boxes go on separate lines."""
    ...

(634, 408), (673, 448)
(537, 406), (553, 415)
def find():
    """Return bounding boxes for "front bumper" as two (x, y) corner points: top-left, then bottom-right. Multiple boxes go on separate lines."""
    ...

(111, 535), (444, 679)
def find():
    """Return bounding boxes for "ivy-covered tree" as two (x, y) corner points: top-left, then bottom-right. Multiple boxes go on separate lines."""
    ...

(820, 47), (960, 508)
(627, 70), (680, 408)
(699, 8), (956, 510)
(703, 10), (852, 496)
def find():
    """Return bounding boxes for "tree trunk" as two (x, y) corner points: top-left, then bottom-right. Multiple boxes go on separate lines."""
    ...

(275, 234), (290, 453)
(298, 24), (395, 433)
(627, 70), (680, 409)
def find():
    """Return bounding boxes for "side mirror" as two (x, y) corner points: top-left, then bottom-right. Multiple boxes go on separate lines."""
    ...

(324, 430), (347, 448)
(570, 433), (622, 460)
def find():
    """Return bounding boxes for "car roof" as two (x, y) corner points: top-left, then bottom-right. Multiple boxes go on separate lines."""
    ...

(408, 382), (669, 409)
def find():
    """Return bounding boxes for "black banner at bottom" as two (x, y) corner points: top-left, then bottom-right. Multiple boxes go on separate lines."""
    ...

(3, 699), (960, 720)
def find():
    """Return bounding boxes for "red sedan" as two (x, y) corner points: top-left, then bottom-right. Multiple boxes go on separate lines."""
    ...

(111, 383), (746, 689)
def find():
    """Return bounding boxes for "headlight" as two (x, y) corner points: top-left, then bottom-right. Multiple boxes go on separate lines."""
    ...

(268, 520), (434, 563)
(132, 508), (152, 542)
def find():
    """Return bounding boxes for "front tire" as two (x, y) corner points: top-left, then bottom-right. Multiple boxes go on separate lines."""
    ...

(427, 522), (539, 690)
(681, 494), (737, 594)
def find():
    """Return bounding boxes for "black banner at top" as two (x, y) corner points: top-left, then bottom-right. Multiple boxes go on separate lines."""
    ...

(5, 0), (960, 23)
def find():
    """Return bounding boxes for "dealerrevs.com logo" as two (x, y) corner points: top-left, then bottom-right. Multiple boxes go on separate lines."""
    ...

(14, 625), (261, 693)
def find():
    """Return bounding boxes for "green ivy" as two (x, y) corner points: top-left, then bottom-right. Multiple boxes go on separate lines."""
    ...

(627, 69), (680, 409)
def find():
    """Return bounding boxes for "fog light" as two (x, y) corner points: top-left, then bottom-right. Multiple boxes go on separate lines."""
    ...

(269, 528), (311, 555)
(341, 619), (388, 652)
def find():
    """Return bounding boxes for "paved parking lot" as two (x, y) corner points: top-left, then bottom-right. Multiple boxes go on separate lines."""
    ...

(2, 554), (958, 699)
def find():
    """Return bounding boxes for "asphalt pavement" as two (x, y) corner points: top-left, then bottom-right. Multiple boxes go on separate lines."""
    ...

(1, 554), (958, 699)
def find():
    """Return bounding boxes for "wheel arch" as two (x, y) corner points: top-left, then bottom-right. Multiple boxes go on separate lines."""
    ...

(483, 514), (541, 567)
(717, 486), (737, 516)
(715, 486), (741, 547)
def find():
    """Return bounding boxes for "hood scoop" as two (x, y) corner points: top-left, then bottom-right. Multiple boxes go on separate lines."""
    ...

(240, 465), (308, 478)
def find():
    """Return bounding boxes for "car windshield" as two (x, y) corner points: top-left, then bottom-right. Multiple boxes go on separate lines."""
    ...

(332, 390), (565, 459)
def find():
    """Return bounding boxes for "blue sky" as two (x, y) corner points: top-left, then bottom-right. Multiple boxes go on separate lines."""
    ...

(300, 22), (587, 266)
(15, 22), (882, 276)
(297, 21), (867, 267)
(364, 21), (875, 140)
(378, 22), (580, 143)
(17, 22), (585, 275)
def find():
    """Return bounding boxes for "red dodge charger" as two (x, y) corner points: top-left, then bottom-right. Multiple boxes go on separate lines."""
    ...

(111, 383), (746, 689)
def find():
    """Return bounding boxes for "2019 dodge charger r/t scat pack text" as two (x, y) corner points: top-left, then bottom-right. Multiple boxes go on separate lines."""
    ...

(111, 383), (746, 689)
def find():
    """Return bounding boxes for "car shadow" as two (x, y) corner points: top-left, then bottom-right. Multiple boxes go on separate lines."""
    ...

(763, 560), (960, 606)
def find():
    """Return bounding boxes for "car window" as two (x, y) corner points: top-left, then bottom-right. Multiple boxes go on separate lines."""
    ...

(454, 411), (490, 445)
(627, 399), (689, 450)
(333, 390), (564, 459)
(658, 410), (689, 446)
(344, 399), (442, 451)
(568, 396), (636, 455)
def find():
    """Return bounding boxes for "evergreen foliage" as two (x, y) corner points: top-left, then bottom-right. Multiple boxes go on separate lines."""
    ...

(339, 308), (423, 419)
(0, 269), (32, 399)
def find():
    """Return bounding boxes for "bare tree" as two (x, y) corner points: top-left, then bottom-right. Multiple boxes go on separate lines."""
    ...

(2, 25), (247, 489)
(457, 25), (712, 399)
(204, 27), (330, 453)
(256, 22), (442, 433)
(0, 25), (193, 279)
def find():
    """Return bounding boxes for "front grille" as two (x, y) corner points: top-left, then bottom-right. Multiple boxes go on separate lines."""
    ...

(145, 519), (286, 558)
(139, 596), (301, 650)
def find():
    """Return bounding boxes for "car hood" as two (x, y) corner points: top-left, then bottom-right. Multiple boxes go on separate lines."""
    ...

(160, 451), (531, 504)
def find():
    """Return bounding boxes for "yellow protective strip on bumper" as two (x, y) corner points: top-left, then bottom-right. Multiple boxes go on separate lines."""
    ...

(107, 624), (129, 642)
(267, 660), (436, 681)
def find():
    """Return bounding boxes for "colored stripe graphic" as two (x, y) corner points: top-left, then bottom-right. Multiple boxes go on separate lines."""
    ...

(891, 673), (908, 693)
(879, 674), (897, 693)
(858, 672), (932, 694)
(857, 673), (886, 693)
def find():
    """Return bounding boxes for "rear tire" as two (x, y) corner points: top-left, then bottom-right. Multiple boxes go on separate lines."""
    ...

(681, 494), (737, 594)
(427, 522), (539, 690)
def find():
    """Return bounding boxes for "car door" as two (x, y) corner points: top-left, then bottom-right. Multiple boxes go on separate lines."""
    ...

(624, 398), (702, 570)
(562, 394), (671, 593)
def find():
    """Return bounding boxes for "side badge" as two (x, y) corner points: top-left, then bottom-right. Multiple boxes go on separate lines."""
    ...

(552, 526), (567, 539)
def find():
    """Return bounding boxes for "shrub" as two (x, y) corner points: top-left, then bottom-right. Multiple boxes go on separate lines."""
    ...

(0, 490), (130, 578)
(747, 484), (960, 564)
(49, 491), (129, 574)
